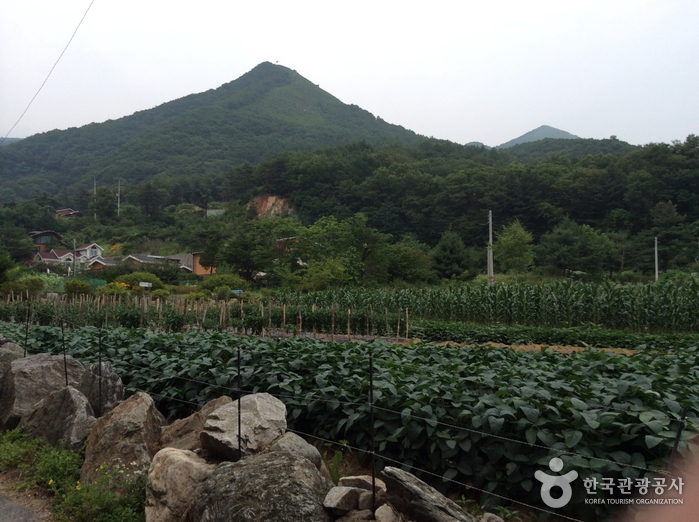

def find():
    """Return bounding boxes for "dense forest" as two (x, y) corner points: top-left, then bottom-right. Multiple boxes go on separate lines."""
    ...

(2, 134), (698, 289)
(0, 62), (420, 203)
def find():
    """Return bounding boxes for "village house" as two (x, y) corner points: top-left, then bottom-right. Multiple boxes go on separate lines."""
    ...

(34, 243), (105, 273)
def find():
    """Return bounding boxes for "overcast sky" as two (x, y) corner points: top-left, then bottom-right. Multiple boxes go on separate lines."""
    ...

(1, 0), (697, 147)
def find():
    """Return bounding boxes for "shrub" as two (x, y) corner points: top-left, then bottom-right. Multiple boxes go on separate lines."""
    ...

(199, 274), (248, 292)
(151, 289), (171, 300)
(184, 292), (207, 301)
(114, 272), (164, 290)
(212, 285), (231, 300)
(97, 282), (130, 296)
(65, 279), (94, 298)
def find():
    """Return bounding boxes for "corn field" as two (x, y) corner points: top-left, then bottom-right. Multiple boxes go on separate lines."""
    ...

(1, 280), (699, 334)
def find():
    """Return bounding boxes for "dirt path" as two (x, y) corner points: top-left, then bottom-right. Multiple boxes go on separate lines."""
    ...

(0, 470), (54, 522)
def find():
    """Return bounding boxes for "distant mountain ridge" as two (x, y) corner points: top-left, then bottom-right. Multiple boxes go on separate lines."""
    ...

(497, 125), (580, 149)
(0, 62), (421, 202)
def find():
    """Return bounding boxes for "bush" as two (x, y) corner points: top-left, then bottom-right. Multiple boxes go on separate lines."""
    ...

(199, 274), (248, 292)
(151, 289), (171, 300)
(97, 282), (130, 296)
(114, 272), (164, 291)
(65, 279), (94, 298)
(0, 429), (144, 522)
(212, 285), (231, 300)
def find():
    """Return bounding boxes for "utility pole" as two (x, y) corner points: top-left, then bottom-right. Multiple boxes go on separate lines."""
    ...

(654, 237), (659, 281)
(487, 210), (495, 284)
(72, 238), (77, 278)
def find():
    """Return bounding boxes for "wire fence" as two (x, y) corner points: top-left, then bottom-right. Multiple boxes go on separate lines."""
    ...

(1, 306), (696, 522)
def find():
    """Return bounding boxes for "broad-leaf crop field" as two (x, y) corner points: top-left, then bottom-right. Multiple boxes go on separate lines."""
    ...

(0, 322), (696, 520)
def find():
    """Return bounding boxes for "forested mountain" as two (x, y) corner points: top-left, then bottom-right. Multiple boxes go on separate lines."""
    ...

(0, 138), (22, 147)
(505, 137), (640, 163)
(0, 62), (420, 202)
(2, 135), (699, 285)
(497, 125), (579, 148)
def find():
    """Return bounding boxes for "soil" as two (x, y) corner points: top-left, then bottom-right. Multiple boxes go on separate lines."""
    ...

(0, 469), (54, 522)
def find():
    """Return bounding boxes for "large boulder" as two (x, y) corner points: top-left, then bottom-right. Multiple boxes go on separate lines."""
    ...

(19, 386), (96, 450)
(0, 342), (24, 363)
(186, 451), (333, 522)
(76, 361), (125, 417)
(0, 353), (85, 430)
(268, 431), (323, 470)
(145, 447), (217, 522)
(81, 391), (168, 485)
(380, 466), (477, 522)
(158, 396), (232, 452)
(200, 393), (286, 461)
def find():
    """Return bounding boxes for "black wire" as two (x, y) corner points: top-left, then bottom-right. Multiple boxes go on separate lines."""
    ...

(1, 0), (96, 145)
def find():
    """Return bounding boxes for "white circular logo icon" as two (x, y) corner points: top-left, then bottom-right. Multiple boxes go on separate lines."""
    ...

(535, 457), (578, 508)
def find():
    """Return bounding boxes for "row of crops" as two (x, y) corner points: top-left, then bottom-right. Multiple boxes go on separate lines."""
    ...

(2, 280), (699, 340)
(1, 322), (696, 520)
(276, 280), (699, 333)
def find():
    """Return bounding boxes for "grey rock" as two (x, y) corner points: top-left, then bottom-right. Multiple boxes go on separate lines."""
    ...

(158, 396), (232, 452)
(381, 466), (477, 522)
(358, 491), (374, 511)
(336, 510), (375, 522)
(81, 391), (168, 486)
(19, 386), (96, 450)
(0, 353), (85, 430)
(76, 362), (125, 417)
(375, 504), (400, 522)
(340, 475), (387, 493)
(268, 431), (322, 470)
(479, 514), (505, 522)
(186, 451), (333, 522)
(200, 392), (286, 461)
(0, 343), (24, 363)
(145, 447), (217, 522)
(323, 486), (365, 515)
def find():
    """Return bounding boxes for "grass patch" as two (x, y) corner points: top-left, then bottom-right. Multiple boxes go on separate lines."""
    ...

(0, 429), (145, 522)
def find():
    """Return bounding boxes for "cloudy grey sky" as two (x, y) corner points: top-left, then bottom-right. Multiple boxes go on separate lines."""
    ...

(1, 0), (697, 147)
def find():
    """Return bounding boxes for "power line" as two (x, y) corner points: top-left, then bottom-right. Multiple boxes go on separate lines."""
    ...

(0, 0), (96, 146)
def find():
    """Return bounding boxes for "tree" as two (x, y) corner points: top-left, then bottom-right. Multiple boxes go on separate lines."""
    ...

(0, 246), (15, 285)
(494, 220), (534, 276)
(0, 225), (36, 262)
(88, 186), (118, 223)
(199, 240), (220, 274)
(386, 237), (435, 284)
(431, 231), (469, 280)
(536, 219), (615, 276)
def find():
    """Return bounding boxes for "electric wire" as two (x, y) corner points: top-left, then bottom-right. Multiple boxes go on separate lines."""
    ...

(1, 0), (96, 145)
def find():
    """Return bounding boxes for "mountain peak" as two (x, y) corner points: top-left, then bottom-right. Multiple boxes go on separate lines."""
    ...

(497, 125), (580, 149)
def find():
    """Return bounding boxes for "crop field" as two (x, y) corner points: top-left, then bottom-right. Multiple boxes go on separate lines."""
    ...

(0, 319), (697, 520)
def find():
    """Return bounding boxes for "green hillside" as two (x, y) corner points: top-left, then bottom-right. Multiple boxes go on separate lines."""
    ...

(0, 62), (420, 202)
(504, 137), (640, 163)
(497, 125), (579, 149)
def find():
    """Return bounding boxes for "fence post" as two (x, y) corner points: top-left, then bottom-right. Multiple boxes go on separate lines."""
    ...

(23, 300), (31, 357)
(331, 304), (335, 341)
(670, 407), (688, 468)
(405, 307), (410, 339)
(369, 344), (376, 509)
(238, 345), (242, 457)
(98, 328), (103, 416)
(396, 309), (401, 339)
(297, 305), (302, 337)
(61, 320), (68, 386)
